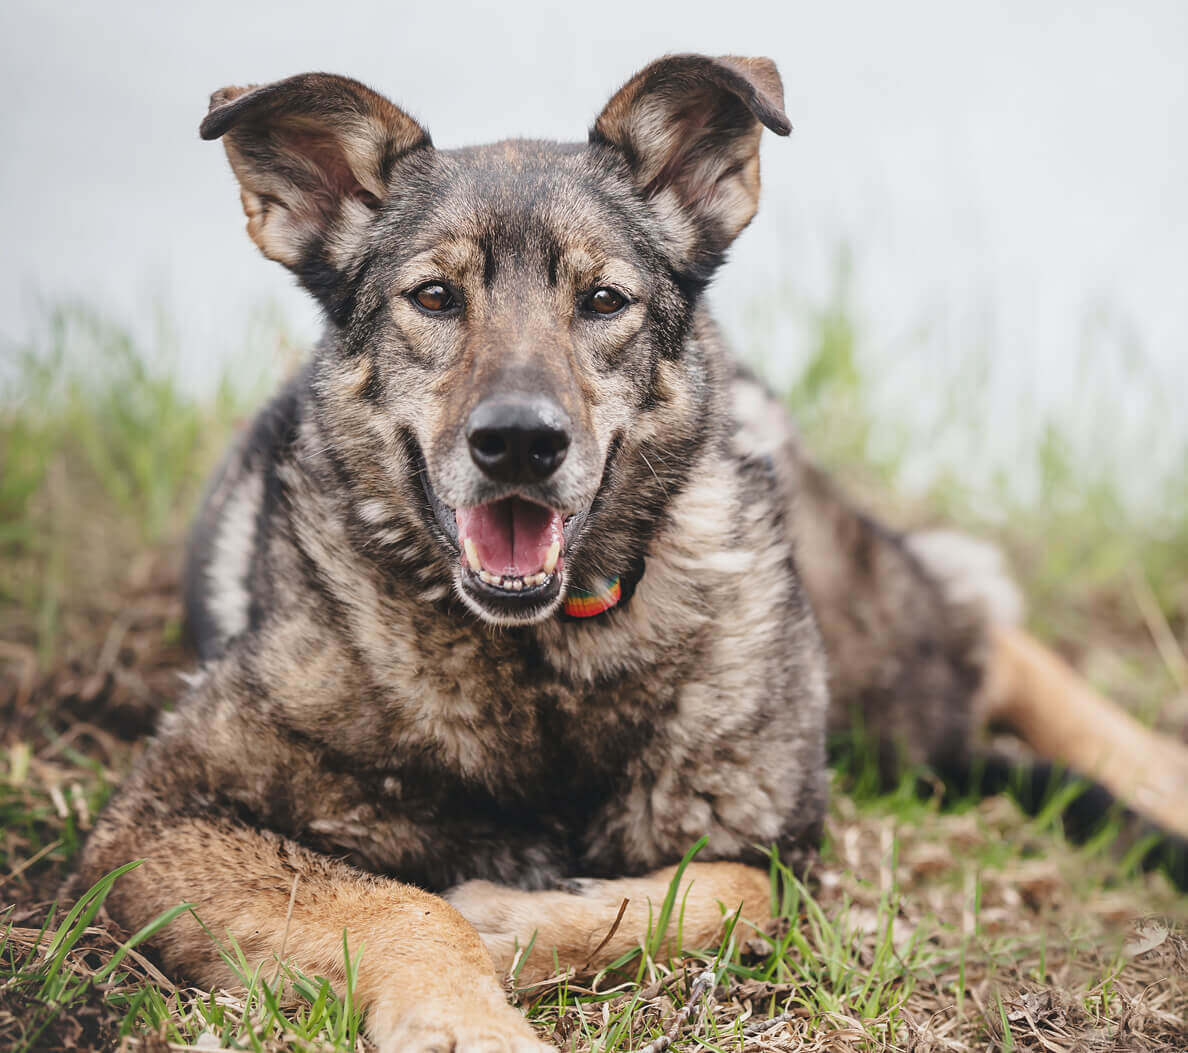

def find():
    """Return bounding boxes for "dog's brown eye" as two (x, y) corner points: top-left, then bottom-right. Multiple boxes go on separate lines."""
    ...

(412, 283), (455, 312)
(585, 287), (627, 315)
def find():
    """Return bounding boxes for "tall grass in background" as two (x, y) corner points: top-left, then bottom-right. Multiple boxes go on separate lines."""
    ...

(0, 302), (287, 659)
(740, 252), (1188, 652)
(2, 275), (1186, 663)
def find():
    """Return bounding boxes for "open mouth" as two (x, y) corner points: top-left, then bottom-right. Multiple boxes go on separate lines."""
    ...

(409, 433), (621, 621)
(455, 497), (565, 594)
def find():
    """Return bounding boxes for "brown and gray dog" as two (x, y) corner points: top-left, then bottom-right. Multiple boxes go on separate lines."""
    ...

(78, 55), (1188, 1051)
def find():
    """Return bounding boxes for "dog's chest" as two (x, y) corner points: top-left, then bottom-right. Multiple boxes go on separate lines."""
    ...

(292, 620), (692, 889)
(374, 614), (689, 788)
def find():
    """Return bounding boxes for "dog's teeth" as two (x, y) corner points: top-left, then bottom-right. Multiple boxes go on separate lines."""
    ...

(463, 537), (482, 573)
(543, 542), (560, 574)
(472, 562), (550, 592)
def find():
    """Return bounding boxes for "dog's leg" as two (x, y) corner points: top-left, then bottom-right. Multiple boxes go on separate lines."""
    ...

(908, 528), (1188, 837)
(985, 624), (1188, 839)
(80, 815), (550, 1052)
(445, 862), (771, 985)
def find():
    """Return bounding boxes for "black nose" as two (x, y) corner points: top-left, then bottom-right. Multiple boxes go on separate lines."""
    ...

(466, 396), (571, 483)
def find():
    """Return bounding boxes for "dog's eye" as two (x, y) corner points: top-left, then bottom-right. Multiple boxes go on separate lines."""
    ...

(411, 282), (456, 313)
(584, 287), (628, 316)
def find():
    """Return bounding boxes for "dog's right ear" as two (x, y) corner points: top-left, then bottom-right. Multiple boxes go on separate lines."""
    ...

(200, 73), (430, 320)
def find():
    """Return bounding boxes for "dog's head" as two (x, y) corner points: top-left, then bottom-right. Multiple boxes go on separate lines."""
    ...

(201, 55), (789, 625)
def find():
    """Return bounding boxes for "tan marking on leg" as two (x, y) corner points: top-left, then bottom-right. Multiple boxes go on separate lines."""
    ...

(81, 818), (549, 1053)
(986, 625), (1188, 838)
(446, 861), (771, 985)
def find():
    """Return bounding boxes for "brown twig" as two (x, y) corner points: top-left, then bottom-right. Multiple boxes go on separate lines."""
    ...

(741, 1009), (807, 1036)
(630, 966), (718, 1053)
(36, 720), (123, 767)
(580, 896), (630, 975)
(1129, 563), (1188, 700)
(0, 838), (63, 890)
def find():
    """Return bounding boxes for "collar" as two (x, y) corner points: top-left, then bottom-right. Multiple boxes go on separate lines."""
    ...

(562, 576), (622, 618)
(560, 556), (646, 621)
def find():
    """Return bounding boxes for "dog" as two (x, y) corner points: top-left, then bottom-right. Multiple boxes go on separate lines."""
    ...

(77, 54), (1188, 1052)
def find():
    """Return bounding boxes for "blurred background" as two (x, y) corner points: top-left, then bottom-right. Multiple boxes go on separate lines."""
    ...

(2, 0), (1186, 641)
(4, 0), (1187, 491)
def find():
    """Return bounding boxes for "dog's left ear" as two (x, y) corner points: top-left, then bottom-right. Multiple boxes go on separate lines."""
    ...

(591, 54), (790, 279)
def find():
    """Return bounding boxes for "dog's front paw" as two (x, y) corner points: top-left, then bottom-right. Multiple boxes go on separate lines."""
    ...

(370, 993), (553, 1053)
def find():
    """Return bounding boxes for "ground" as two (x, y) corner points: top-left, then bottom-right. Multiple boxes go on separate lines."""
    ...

(2, 302), (1187, 1050)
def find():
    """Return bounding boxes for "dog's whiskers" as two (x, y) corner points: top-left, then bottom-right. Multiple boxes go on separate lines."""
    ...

(639, 449), (669, 498)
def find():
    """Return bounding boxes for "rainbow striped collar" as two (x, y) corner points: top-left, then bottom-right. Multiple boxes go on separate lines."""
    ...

(562, 576), (622, 619)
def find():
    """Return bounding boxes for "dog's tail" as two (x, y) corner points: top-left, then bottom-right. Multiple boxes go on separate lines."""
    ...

(908, 528), (1188, 841)
(984, 624), (1188, 840)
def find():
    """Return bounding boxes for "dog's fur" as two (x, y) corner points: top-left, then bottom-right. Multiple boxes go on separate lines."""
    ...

(77, 55), (1188, 1052)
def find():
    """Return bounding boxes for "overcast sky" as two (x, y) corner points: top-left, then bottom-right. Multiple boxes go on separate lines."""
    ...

(2, 0), (1185, 412)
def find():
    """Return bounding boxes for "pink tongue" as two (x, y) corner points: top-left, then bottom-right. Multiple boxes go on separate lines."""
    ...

(456, 498), (564, 576)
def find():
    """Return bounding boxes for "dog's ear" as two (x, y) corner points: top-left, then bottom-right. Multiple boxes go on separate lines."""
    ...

(591, 54), (789, 281)
(200, 73), (430, 318)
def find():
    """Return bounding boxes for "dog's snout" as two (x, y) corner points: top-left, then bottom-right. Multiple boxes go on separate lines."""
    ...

(466, 396), (571, 483)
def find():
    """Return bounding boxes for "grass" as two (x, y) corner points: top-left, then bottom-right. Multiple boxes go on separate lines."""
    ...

(1, 292), (1187, 1050)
